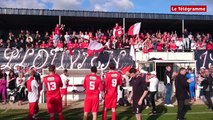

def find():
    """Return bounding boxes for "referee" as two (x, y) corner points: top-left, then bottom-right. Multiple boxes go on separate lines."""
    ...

(128, 68), (148, 120)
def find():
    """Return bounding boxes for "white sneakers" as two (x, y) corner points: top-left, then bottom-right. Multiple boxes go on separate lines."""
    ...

(164, 104), (174, 107)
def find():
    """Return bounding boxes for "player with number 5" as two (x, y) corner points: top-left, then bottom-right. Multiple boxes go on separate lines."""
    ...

(102, 63), (123, 120)
(83, 66), (103, 120)
(43, 65), (64, 120)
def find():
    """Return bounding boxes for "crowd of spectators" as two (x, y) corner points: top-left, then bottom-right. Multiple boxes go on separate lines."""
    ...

(0, 66), (41, 105)
(0, 24), (212, 52)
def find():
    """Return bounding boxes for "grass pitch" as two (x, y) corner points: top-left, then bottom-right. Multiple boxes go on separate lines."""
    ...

(0, 105), (212, 120)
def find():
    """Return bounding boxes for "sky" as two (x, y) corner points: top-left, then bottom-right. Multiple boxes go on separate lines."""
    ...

(0, 0), (213, 15)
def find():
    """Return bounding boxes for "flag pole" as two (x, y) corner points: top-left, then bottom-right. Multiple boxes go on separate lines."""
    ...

(122, 18), (126, 42)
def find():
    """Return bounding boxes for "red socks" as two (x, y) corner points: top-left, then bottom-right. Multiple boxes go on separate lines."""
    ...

(112, 112), (116, 120)
(59, 115), (64, 120)
(102, 110), (107, 120)
(49, 117), (54, 120)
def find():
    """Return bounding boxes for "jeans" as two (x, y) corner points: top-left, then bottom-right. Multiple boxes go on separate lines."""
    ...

(53, 34), (60, 47)
(165, 85), (172, 104)
(183, 38), (190, 50)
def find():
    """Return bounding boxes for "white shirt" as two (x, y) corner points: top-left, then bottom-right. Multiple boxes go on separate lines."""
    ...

(166, 75), (171, 84)
(175, 41), (183, 49)
(148, 77), (159, 92)
(28, 79), (39, 103)
(64, 34), (70, 41)
(60, 74), (68, 89)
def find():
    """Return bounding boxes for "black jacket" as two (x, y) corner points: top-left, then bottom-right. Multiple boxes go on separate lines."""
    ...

(201, 76), (213, 92)
(164, 71), (172, 85)
(175, 74), (189, 100)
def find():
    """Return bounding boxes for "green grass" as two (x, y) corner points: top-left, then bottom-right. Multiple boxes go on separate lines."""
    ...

(0, 105), (213, 120)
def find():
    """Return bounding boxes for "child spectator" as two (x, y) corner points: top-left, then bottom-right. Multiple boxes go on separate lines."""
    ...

(40, 41), (47, 49)
(16, 72), (26, 105)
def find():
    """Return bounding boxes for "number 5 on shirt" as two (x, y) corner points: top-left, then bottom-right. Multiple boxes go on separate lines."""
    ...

(89, 81), (95, 90)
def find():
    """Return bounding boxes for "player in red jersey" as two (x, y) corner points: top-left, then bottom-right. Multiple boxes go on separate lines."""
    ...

(27, 69), (39, 120)
(102, 63), (123, 120)
(43, 65), (64, 120)
(83, 66), (103, 120)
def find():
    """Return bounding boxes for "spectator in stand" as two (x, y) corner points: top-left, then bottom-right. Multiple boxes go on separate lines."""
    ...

(157, 40), (164, 52)
(56, 40), (64, 51)
(20, 39), (26, 51)
(44, 32), (50, 43)
(8, 32), (15, 42)
(67, 40), (72, 50)
(35, 30), (41, 45)
(47, 40), (53, 49)
(176, 38), (183, 52)
(73, 38), (79, 49)
(40, 41), (47, 49)
(206, 40), (213, 50)
(5, 39), (12, 48)
(196, 40), (203, 50)
(13, 38), (21, 49)
(183, 29), (190, 51)
(80, 39), (89, 49)
(54, 24), (61, 47)
(19, 30), (25, 40)
(16, 72), (26, 105)
(169, 40), (177, 52)
(0, 39), (4, 48)
(64, 32), (70, 43)
(123, 39), (130, 49)
(0, 71), (7, 104)
(188, 32), (193, 50)
(191, 38), (196, 51)
(142, 46), (149, 61)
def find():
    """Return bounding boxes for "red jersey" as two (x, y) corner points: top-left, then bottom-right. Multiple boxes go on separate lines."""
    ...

(67, 42), (72, 49)
(80, 42), (88, 49)
(54, 27), (60, 35)
(40, 43), (47, 48)
(169, 43), (177, 51)
(47, 42), (53, 48)
(104, 71), (122, 96)
(84, 73), (103, 96)
(43, 74), (63, 98)
(56, 42), (63, 48)
(206, 43), (213, 50)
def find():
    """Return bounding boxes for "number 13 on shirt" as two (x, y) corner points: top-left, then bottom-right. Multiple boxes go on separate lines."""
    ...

(47, 82), (57, 91)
